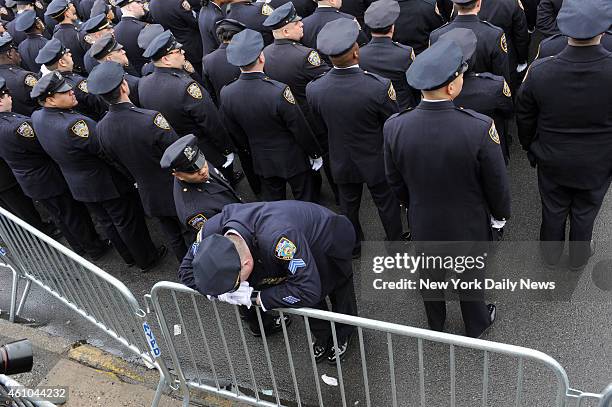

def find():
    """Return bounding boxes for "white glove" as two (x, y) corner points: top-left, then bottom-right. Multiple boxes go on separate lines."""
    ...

(225, 281), (254, 308)
(222, 153), (235, 168)
(309, 157), (323, 171)
(516, 63), (528, 73)
(490, 216), (506, 229)
(216, 292), (239, 305)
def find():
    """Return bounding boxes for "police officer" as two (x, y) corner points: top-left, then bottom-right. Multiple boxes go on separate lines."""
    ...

(430, 0), (510, 85)
(160, 134), (241, 238)
(225, 0), (274, 46)
(15, 9), (48, 72)
(198, 0), (226, 57)
(113, 0), (148, 75)
(79, 13), (113, 72)
(447, 28), (514, 163)
(139, 30), (240, 184)
(535, 0), (562, 38)
(221, 29), (322, 202)
(383, 38), (510, 338)
(537, 30), (612, 59)
(393, 0), (443, 54)
(306, 18), (403, 255)
(359, 0), (418, 110)
(88, 33), (140, 104)
(262, 2), (337, 204)
(46, 0), (87, 75)
(0, 33), (38, 115)
(88, 62), (189, 261)
(516, 0), (612, 271)
(8, 0), (47, 46)
(35, 38), (107, 119)
(31, 71), (167, 271)
(0, 76), (116, 256)
(148, 0), (203, 75)
(181, 200), (357, 363)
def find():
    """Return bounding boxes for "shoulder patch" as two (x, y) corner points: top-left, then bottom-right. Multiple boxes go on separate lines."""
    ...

(307, 50), (321, 66)
(154, 113), (171, 130)
(78, 80), (88, 93)
(388, 82), (396, 101)
(181, 0), (191, 11)
(500, 33), (508, 53)
(187, 82), (202, 99)
(489, 122), (500, 144)
(16, 122), (35, 138)
(283, 86), (295, 104)
(502, 81), (511, 97)
(187, 213), (207, 230)
(24, 74), (37, 88)
(71, 120), (89, 138)
(261, 3), (273, 15)
(274, 236), (296, 260)
(183, 60), (195, 73)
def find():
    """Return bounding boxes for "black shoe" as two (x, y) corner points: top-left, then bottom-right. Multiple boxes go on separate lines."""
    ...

(476, 304), (496, 339)
(249, 314), (292, 337)
(313, 342), (330, 363)
(88, 239), (113, 261)
(140, 245), (167, 273)
(568, 241), (595, 272)
(229, 171), (244, 187)
(327, 336), (351, 365)
(401, 231), (411, 241)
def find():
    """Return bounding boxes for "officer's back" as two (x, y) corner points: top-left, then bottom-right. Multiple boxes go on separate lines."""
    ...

(301, 1), (365, 50)
(226, 0), (274, 45)
(393, 0), (444, 54)
(537, 31), (612, 58)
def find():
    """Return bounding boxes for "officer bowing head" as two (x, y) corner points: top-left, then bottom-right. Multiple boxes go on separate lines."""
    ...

(316, 17), (360, 67)
(160, 134), (210, 184)
(263, 2), (303, 41)
(226, 28), (264, 69)
(143, 30), (185, 68)
(87, 61), (130, 103)
(30, 71), (76, 108)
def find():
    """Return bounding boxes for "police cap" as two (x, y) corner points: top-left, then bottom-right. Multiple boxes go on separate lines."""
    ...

(14, 0), (35, 5)
(137, 23), (164, 50)
(0, 77), (8, 96)
(30, 71), (72, 100)
(87, 61), (125, 95)
(215, 18), (245, 38)
(160, 134), (207, 173)
(364, 0), (400, 30)
(226, 28), (264, 67)
(439, 28), (477, 64)
(557, 0), (612, 40)
(263, 2), (301, 30)
(317, 18), (359, 57)
(406, 38), (468, 91)
(15, 10), (37, 32)
(193, 234), (242, 296)
(0, 33), (15, 53)
(80, 13), (111, 33)
(142, 30), (182, 60)
(35, 38), (68, 65)
(89, 33), (123, 60)
(45, 0), (70, 19)
(90, 0), (112, 17)
(114, 0), (138, 8)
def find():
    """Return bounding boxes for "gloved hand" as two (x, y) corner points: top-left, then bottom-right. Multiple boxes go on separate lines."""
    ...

(517, 63), (528, 73)
(491, 217), (506, 242)
(222, 153), (235, 168)
(224, 281), (254, 308)
(309, 157), (323, 171)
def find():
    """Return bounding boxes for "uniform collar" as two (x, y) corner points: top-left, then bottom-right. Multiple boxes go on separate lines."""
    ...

(26, 33), (44, 38)
(154, 66), (184, 74)
(557, 44), (610, 62)
(369, 36), (393, 44)
(331, 66), (360, 74)
(274, 38), (298, 45)
(417, 100), (456, 110)
(316, 6), (338, 12)
(109, 102), (136, 112)
(239, 71), (266, 80)
(454, 14), (480, 23)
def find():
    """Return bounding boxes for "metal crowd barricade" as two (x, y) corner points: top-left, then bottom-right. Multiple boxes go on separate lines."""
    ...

(0, 207), (175, 407)
(150, 281), (611, 407)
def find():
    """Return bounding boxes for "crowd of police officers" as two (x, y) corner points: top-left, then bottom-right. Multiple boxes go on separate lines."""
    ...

(0, 0), (609, 364)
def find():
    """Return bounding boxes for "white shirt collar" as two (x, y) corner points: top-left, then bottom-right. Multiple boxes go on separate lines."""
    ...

(333, 64), (359, 69)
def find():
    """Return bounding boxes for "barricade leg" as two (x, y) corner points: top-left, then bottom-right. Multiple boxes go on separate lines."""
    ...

(8, 265), (17, 322)
(15, 278), (31, 318)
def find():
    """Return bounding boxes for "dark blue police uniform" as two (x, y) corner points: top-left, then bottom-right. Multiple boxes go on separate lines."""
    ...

(201, 43), (239, 105)
(301, 6), (367, 52)
(537, 31), (612, 58)
(226, 1), (274, 46)
(0, 65), (38, 116)
(114, 16), (149, 75)
(18, 33), (48, 72)
(198, 0), (224, 56)
(535, 0), (562, 37)
(53, 23), (88, 74)
(393, 0), (444, 54)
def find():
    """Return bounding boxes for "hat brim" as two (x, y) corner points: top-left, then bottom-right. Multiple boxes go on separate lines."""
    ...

(54, 81), (73, 93)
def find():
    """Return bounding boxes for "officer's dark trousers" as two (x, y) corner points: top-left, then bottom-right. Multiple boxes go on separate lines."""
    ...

(156, 215), (189, 262)
(260, 171), (314, 202)
(39, 192), (108, 256)
(236, 150), (261, 195)
(85, 194), (158, 268)
(337, 182), (402, 247)
(0, 185), (47, 231)
(538, 169), (610, 267)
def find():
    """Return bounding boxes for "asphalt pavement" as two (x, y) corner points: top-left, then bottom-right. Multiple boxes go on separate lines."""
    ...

(0, 139), (610, 406)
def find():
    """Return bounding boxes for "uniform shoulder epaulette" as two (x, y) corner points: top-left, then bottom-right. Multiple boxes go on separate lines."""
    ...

(481, 20), (504, 33)
(541, 33), (564, 45)
(455, 106), (491, 125)
(475, 72), (504, 82)
(262, 76), (285, 90)
(363, 70), (387, 85)
(388, 107), (414, 121)
(529, 55), (555, 71)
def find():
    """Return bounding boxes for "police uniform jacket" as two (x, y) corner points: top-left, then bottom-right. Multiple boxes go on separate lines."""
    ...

(358, 37), (418, 110)
(301, 6), (367, 50)
(268, 0), (315, 18)
(18, 34), (48, 72)
(53, 24), (88, 74)
(516, 45), (612, 190)
(535, 0), (562, 37)
(138, 66), (233, 166)
(174, 163), (241, 231)
(62, 71), (108, 120)
(0, 158), (18, 192)
(226, 1), (274, 46)
(0, 111), (69, 199)
(430, 15), (510, 83)
(339, 0), (370, 25)
(383, 100), (511, 241)
(149, 0), (203, 69)
(78, 0), (95, 20)
(394, 0), (444, 54)
(537, 32), (612, 59)
(179, 200), (356, 309)
(201, 43), (239, 106)
(478, 0), (529, 68)
(306, 67), (399, 185)
(114, 16), (148, 75)
(262, 39), (329, 109)
(32, 107), (130, 202)
(0, 64), (38, 116)
(96, 103), (178, 216)
(198, 0), (224, 57)
(220, 72), (321, 179)
(7, 17), (27, 46)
